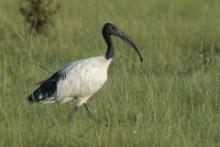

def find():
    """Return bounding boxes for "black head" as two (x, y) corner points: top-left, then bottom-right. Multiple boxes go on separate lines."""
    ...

(102, 23), (143, 62)
(102, 23), (118, 35)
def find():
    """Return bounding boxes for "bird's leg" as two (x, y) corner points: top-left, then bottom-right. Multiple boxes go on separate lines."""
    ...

(83, 104), (108, 127)
(67, 105), (79, 121)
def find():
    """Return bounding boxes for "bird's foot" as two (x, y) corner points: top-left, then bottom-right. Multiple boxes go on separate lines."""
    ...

(67, 113), (74, 122)
(87, 113), (109, 127)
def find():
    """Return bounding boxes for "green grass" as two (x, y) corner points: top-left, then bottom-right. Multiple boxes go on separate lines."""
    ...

(1, 0), (220, 146)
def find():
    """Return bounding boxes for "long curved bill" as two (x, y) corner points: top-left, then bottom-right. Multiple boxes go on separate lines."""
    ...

(111, 29), (143, 62)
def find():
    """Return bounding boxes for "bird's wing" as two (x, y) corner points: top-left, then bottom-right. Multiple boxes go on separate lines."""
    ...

(27, 60), (82, 102)
(28, 71), (65, 102)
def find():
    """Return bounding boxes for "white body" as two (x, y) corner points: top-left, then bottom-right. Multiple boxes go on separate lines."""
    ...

(43, 56), (112, 106)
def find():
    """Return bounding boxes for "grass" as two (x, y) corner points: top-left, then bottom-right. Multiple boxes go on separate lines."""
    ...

(0, 0), (220, 146)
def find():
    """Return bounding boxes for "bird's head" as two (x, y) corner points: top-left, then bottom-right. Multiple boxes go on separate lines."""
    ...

(102, 23), (143, 62)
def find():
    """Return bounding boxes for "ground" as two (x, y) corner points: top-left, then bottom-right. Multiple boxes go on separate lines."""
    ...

(0, 0), (220, 146)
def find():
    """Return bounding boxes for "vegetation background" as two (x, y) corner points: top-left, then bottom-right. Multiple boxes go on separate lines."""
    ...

(0, 0), (220, 146)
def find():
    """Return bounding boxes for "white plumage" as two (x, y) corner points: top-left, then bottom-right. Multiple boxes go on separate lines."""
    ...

(44, 56), (111, 106)
(27, 23), (143, 121)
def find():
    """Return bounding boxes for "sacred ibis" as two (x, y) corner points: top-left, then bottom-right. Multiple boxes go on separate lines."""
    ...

(27, 23), (143, 123)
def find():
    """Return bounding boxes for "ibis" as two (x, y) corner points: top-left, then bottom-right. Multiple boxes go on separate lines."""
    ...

(27, 23), (143, 123)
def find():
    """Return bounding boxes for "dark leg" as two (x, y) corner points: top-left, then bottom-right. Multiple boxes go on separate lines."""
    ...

(67, 105), (79, 121)
(83, 104), (92, 115)
(83, 104), (108, 127)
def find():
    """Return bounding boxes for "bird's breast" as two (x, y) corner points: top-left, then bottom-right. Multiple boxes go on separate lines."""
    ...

(56, 58), (110, 98)
(76, 64), (108, 95)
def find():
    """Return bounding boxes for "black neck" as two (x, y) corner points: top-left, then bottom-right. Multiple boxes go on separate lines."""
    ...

(103, 30), (114, 60)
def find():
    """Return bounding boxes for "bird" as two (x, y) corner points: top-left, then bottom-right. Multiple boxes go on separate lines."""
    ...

(27, 23), (143, 123)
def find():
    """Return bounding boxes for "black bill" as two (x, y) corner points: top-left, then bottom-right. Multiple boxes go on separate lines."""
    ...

(111, 28), (143, 62)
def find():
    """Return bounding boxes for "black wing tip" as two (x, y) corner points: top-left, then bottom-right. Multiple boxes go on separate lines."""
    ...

(27, 95), (36, 103)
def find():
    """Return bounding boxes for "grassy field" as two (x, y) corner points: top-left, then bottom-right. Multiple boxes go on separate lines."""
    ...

(1, 0), (220, 146)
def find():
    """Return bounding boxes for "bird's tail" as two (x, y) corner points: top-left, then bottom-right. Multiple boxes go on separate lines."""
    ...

(27, 73), (59, 103)
(27, 94), (35, 103)
(27, 88), (43, 103)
